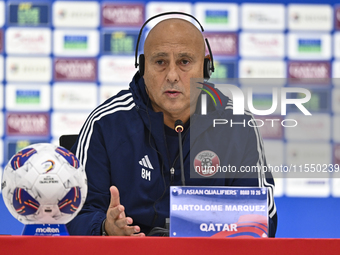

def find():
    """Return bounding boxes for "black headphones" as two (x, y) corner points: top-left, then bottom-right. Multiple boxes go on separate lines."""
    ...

(134, 12), (215, 80)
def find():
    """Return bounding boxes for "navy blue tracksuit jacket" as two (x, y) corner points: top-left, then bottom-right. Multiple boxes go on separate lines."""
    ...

(67, 72), (277, 237)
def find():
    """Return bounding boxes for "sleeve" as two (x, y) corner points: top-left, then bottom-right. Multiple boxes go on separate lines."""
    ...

(229, 116), (278, 237)
(66, 120), (111, 235)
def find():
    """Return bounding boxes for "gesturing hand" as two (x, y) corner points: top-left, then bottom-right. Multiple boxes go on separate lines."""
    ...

(104, 186), (145, 236)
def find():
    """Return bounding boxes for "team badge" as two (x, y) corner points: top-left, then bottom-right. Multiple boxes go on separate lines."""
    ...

(193, 150), (220, 177)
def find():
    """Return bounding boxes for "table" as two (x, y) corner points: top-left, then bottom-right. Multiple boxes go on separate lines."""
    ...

(1, 236), (340, 255)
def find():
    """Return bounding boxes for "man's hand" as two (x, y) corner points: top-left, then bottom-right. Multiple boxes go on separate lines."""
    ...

(104, 186), (145, 236)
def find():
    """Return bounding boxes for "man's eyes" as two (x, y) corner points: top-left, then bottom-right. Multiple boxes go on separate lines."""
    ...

(154, 59), (191, 66)
(156, 60), (165, 65)
(181, 59), (190, 65)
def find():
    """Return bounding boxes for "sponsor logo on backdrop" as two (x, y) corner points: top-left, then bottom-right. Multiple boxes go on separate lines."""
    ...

(288, 62), (331, 84)
(64, 36), (87, 50)
(8, 3), (49, 25)
(99, 85), (128, 103)
(54, 58), (96, 82)
(204, 33), (237, 56)
(6, 57), (51, 82)
(6, 140), (48, 161)
(102, 31), (138, 55)
(53, 83), (97, 110)
(285, 113), (331, 141)
(6, 84), (50, 111)
(240, 33), (284, 58)
(53, 1), (99, 27)
(205, 10), (228, 24)
(241, 4), (285, 30)
(195, 3), (238, 31)
(248, 92), (282, 115)
(146, 2), (192, 27)
(254, 116), (283, 139)
(286, 90), (329, 112)
(210, 61), (236, 79)
(102, 3), (144, 27)
(51, 112), (88, 137)
(288, 5), (333, 31)
(99, 56), (136, 83)
(6, 28), (51, 54)
(239, 60), (286, 79)
(288, 33), (331, 60)
(16, 90), (40, 105)
(298, 39), (321, 53)
(6, 113), (49, 136)
(54, 29), (99, 56)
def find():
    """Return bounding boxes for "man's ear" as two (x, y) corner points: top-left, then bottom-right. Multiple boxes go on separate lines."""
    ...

(138, 54), (145, 76)
(203, 54), (212, 80)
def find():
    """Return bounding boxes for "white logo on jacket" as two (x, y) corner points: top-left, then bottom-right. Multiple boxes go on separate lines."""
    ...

(139, 155), (153, 181)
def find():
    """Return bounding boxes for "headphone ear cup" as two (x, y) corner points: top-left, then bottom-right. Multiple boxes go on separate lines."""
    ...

(139, 54), (145, 76)
(203, 58), (211, 79)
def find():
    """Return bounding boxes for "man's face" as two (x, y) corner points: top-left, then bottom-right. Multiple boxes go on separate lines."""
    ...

(143, 20), (205, 121)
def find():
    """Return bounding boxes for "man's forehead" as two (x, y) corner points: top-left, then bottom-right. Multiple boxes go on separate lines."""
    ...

(149, 18), (199, 34)
(150, 51), (196, 58)
(144, 18), (205, 54)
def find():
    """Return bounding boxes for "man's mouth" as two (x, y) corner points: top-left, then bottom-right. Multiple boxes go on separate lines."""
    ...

(165, 90), (181, 98)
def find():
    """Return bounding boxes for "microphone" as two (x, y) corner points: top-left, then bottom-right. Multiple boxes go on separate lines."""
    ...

(175, 120), (185, 186)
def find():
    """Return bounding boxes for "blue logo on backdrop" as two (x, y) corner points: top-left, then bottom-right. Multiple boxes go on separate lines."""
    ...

(64, 36), (88, 49)
(102, 31), (139, 54)
(287, 89), (330, 112)
(205, 10), (229, 24)
(210, 61), (237, 79)
(298, 39), (322, 52)
(9, 3), (50, 25)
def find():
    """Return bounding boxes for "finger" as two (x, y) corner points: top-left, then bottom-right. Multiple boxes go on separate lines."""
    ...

(115, 217), (133, 229)
(108, 186), (120, 208)
(108, 204), (125, 221)
(132, 232), (145, 237)
(129, 225), (144, 236)
(119, 225), (140, 236)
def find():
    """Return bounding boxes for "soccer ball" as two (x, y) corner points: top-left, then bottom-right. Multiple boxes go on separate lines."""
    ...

(1, 143), (87, 225)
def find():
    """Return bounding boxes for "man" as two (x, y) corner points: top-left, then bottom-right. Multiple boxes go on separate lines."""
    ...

(67, 17), (277, 237)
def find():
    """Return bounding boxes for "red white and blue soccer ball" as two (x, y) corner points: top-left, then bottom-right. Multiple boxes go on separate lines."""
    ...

(1, 143), (87, 225)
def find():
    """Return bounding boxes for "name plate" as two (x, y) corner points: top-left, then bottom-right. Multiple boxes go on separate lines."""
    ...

(170, 186), (268, 238)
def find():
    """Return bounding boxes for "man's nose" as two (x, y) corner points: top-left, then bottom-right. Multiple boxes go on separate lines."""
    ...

(166, 61), (179, 83)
